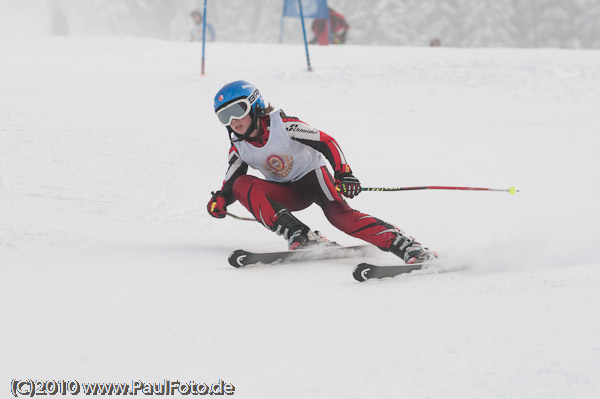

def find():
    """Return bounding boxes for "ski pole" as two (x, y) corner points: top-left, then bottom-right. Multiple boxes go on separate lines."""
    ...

(362, 185), (519, 194)
(226, 212), (255, 221)
(224, 185), (518, 222)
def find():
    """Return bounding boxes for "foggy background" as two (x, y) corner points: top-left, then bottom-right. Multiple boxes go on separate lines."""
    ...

(1, 0), (599, 48)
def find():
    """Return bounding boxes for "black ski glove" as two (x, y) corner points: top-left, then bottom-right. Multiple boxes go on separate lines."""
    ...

(335, 172), (362, 198)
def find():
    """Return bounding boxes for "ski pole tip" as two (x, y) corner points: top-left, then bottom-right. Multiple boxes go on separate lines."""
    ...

(507, 186), (518, 195)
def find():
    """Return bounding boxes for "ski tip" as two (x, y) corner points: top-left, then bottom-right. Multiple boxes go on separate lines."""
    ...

(228, 250), (247, 268)
(352, 263), (370, 282)
(507, 186), (518, 195)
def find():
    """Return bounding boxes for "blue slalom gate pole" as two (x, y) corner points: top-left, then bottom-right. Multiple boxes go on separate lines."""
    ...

(279, 6), (285, 43)
(201, 0), (208, 76)
(297, 0), (313, 72)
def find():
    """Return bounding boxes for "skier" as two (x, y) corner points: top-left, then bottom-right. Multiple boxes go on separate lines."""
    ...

(207, 80), (437, 265)
(310, 8), (350, 45)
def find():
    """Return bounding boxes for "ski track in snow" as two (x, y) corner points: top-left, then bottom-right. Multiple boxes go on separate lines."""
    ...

(1, 36), (600, 399)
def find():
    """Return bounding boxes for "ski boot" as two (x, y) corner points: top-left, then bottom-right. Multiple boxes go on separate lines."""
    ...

(288, 228), (334, 250)
(387, 228), (438, 264)
(403, 243), (438, 264)
(271, 209), (334, 250)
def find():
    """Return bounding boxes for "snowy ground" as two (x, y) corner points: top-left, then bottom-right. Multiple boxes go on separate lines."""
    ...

(2, 36), (600, 398)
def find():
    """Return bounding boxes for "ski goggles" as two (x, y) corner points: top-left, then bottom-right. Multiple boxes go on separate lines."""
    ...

(216, 99), (251, 126)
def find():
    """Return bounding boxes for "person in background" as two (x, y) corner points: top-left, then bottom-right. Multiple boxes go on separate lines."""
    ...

(50, 3), (68, 36)
(430, 38), (441, 47)
(190, 9), (215, 42)
(310, 7), (349, 45)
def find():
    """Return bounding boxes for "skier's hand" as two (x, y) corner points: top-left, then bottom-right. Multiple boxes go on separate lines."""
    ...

(335, 172), (361, 198)
(207, 191), (227, 218)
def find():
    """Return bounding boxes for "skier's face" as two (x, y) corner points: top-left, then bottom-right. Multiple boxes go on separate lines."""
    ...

(230, 114), (254, 136)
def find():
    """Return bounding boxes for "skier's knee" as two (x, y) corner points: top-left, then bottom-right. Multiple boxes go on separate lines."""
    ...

(232, 175), (258, 200)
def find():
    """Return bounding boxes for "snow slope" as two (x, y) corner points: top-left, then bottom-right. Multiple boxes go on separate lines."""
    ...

(2, 36), (600, 398)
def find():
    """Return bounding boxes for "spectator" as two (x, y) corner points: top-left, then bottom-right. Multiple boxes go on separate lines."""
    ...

(190, 9), (215, 42)
(50, 4), (68, 36)
(310, 8), (349, 45)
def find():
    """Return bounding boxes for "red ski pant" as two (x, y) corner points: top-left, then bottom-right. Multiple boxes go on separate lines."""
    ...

(231, 166), (399, 249)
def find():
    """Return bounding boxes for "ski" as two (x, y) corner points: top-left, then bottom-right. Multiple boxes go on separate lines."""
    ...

(228, 245), (372, 268)
(353, 262), (428, 282)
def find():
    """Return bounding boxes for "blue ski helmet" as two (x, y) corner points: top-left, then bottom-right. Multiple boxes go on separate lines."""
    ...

(214, 80), (266, 142)
(214, 80), (265, 119)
